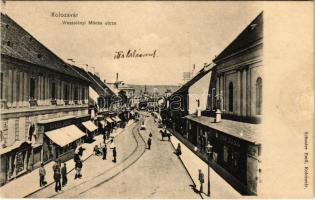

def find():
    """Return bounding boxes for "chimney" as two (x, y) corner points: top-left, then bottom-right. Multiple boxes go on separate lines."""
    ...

(215, 109), (221, 123)
(116, 73), (119, 82)
(84, 64), (89, 71)
(103, 79), (106, 84)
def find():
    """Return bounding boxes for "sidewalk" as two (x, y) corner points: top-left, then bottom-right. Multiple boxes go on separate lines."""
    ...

(0, 120), (135, 198)
(170, 135), (242, 199)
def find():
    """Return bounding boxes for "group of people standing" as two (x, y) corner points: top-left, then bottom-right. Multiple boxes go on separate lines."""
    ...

(94, 138), (117, 163)
(52, 160), (68, 192)
(38, 147), (84, 193)
(38, 160), (68, 193)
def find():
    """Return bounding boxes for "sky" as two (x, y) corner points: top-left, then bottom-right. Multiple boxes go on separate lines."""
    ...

(4, 1), (262, 85)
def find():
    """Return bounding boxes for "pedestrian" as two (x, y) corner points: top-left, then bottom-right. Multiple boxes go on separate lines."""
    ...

(175, 143), (182, 156)
(198, 169), (204, 193)
(75, 160), (83, 179)
(109, 139), (116, 149)
(112, 147), (117, 163)
(102, 144), (107, 160)
(52, 160), (58, 172)
(39, 163), (46, 187)
(149, 132), (152, 137)
(61, 163), (67, 187)
(53, 165), (61, 192)
(147, 137), (152, 150)
(103, 133), (106, 144)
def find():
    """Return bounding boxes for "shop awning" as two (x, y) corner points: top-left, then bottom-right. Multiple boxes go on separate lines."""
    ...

(82, 121), (98, 132)
(112, 116), (121, 122)
(100, 120), (108, 127)
(45, 125), (86, 147)
(105, 117), (114, 123)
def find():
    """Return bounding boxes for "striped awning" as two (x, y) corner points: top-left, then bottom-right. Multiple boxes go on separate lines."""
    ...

(82, 121), (98, 132)
(105, 117), (114, 123)
(45, 125), (86, 147)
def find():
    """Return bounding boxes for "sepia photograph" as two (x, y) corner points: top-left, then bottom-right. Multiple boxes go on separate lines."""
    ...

(0, 1), (313, 199)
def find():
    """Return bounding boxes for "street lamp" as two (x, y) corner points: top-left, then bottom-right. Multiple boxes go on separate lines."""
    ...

(206, 141), (213, 197)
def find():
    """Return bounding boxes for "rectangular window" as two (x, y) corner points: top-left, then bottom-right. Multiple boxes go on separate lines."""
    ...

(29, 78), (36, 99)
(82, 87), (85, 100)
(0, 73), (3, 99)
(51, 82), (56, 99)
(211, 88), (215, 110)
(64, 85), (69, 101)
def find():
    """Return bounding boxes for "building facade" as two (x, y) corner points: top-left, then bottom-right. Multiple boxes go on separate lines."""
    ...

(0, 13), (90, 185)
(211, 12), (263, 123)
(165, 12), (263, 195)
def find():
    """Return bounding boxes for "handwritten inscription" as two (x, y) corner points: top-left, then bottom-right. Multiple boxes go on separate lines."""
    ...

(114, 49), (157, 59)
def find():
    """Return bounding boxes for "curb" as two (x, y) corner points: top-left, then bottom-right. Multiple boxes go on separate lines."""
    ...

(24, 120), (136, 198)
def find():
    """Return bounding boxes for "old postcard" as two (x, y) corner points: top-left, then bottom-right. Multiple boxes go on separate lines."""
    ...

(0, 1), (313, 199)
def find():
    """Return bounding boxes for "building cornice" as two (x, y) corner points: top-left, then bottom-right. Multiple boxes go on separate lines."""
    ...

(213, 38), (263, 64)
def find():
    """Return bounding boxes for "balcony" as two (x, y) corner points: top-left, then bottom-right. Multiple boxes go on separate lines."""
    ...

(50, 99), (57, 105)
(0, 99), (8, 109)
(29, 99), (38, 107)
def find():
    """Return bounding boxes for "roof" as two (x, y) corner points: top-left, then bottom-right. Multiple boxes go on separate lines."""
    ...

(1, 13), (88, 82)
(171, 64), (213, 95)
(185, 115), (261, 144)
(70, 65), (117, 96)
(213, 12), (263, 63)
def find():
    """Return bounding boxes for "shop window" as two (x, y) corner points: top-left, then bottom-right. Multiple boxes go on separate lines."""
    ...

(223, 145), (229, 163)
(29, 78), (36, 100)
(228, 82), (233, 112)
(256, 77), (262, 115)
(231, 151), (240, 171)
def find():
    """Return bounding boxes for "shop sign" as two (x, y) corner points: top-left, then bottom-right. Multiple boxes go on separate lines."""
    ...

(218, 134), (241, 147)
(44, 120), (72, 132)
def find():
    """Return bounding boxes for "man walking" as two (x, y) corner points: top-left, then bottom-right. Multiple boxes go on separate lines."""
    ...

(102, 144), (107, 160)
(112, 147), (117, 163)
(75, 160), (83, 179)
(54, 165), (61, 192)
(39, 163), (46, 187)
(198, 169), (204, 193)
(147, 133), (152, 150)
(61, 163), (67, 187)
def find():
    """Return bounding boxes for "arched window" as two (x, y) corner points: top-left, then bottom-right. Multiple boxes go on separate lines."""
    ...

(228, 82), (233, 112)
(256, 77), (262, 115)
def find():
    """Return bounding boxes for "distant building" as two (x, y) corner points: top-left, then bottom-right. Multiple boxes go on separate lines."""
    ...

(107, 73), (135, 107)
